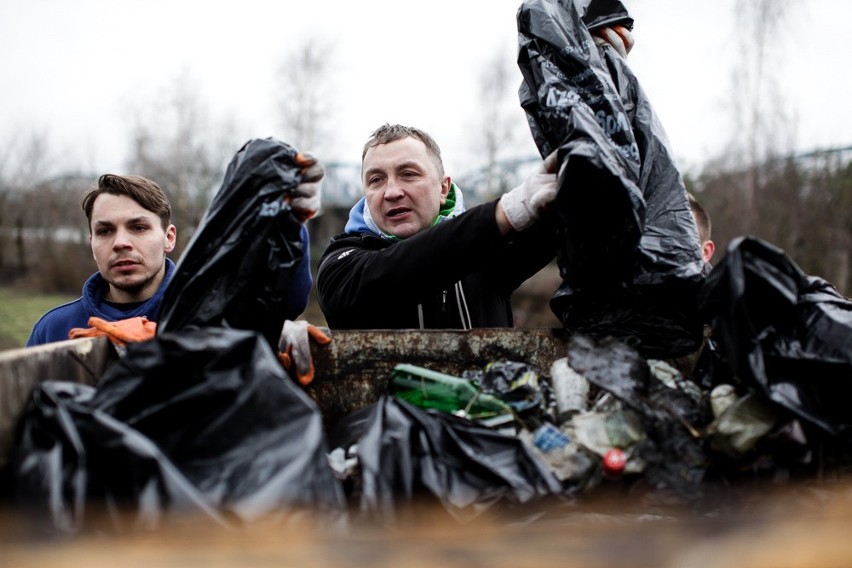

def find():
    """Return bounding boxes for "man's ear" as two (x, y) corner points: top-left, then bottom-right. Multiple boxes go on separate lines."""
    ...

(440, 176), (452, 204)
(702, 240), (715, 264)
(165, 224), (177, 254)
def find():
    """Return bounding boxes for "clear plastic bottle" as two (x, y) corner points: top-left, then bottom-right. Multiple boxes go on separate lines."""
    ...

(549, 357), (589, 423)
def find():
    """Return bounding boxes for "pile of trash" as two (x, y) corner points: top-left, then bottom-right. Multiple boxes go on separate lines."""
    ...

(326, 233), (852, 520)
(320, 233), (852, 524)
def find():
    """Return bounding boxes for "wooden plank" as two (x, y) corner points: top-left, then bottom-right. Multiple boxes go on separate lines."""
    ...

(306, 328), (574, 429)
(0, 337), (118, 470)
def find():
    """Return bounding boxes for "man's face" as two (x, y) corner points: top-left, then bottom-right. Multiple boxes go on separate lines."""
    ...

(89, 193), (176, 303)
(362, 136), (450, 239)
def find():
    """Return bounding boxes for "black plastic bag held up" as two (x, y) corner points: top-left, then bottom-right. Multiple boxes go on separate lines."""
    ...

(157, 138), (307, 348)
(699, 236), (852, 440)
(516, 0), (705, 358)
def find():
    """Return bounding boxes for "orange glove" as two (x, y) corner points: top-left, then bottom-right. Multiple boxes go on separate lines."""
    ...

(291, 152), (324, 221)
(68, 316), (157, 346)
(277, 320), (331, 386)
(593, 25), (634, 58)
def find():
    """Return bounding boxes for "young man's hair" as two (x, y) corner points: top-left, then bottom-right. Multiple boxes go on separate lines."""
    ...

(688, 192), (712, 244)
(362, 123), (445, 178)
(81, 174), (172, 232)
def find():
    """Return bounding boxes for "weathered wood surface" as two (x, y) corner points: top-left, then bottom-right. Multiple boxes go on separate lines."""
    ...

(305, 328), (575, 429)
(0, 337), (118, 470)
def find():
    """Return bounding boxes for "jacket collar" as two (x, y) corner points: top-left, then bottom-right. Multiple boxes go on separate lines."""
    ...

(344, 182), (466, 240)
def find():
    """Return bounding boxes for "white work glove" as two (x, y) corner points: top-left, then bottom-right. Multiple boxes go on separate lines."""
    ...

(277, 319), (332, 385)
(498, 151), (559, 232)
(291, 152), (324, 221)
(593, 25), (635, 59)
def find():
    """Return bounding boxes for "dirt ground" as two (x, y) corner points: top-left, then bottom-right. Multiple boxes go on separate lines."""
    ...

(4, 479), (852, 568)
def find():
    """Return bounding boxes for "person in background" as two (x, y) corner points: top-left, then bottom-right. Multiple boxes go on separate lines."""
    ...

(688, 192), (715, 267)
(27, 165), (322, 347)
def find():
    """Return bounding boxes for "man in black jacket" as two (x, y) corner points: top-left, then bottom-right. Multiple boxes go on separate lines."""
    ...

(316, 124), (559, 330)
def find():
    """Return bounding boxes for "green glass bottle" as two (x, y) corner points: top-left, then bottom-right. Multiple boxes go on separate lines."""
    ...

(389, 363), (513, 420)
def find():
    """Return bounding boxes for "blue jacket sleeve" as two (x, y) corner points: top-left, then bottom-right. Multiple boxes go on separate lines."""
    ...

(283, 224), (312, 319)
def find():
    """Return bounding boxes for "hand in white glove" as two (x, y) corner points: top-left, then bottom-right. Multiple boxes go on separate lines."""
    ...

(593, 25), (635, 59)
(277, 319), (332, 385)
(292, 152), (324, 221)
(498, 151), (559, 232)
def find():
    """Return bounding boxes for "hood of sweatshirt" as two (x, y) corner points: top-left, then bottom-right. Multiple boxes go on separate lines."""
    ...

(344, 182), (466, 239)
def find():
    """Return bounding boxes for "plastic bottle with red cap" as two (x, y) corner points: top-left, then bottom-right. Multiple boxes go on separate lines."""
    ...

(602, 448), (626, 479)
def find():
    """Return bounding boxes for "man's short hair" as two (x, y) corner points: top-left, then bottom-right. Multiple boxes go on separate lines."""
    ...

(688, 192), (711, 244)
(362, 123), (445, 178)
(81, 174), (172, 232)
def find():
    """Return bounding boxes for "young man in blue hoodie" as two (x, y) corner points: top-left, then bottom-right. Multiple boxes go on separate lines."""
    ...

(28, 165), (323, 347)
(27, 174), (179, 346)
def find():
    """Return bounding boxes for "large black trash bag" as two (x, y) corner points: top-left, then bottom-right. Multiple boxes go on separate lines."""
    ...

(157, 137), (307, 349)
(349, 395), (564, 524)
(699, 236), (852, 440)
(8, 327), (346, 533)
(516, 0), (705, 358)
(9, 381), (229, 534)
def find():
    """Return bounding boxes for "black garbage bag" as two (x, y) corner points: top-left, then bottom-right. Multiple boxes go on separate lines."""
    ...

(8, 327), (346, 533)
(157, 137), (308, 349)
(699, 236), (852, 441)
(9, 381), (230, 533)
(574, 0), (632, 30)
(516, 0), (705, 358)
(464, 360), (557, 428)
(346, 395), (564, 524)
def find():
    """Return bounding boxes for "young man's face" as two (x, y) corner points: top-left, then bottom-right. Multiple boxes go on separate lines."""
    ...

(362, 136), (451, 239)
(89, 193), (176, 303)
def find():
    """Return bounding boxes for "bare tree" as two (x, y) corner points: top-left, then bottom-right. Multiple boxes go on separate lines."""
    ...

(726, 0), (799, 227)
(124, 71), (241, 253)
(474, 45), (525, 200)
(274, 36), (338, 157)
(0, 128), (98, 293)
(0, 130), (60, 278)
(698, 146), (852, 296)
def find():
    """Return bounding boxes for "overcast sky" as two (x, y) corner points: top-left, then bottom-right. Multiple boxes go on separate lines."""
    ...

(1, 0), (849, 179)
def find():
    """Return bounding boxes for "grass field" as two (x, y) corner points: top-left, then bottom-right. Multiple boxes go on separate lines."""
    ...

(0, 287), (76, 350)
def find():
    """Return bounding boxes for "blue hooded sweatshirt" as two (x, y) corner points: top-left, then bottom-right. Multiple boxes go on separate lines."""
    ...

(344, 182), (466, 237)
(26, 259), (177, 346)
(26, 223), (313, 347)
